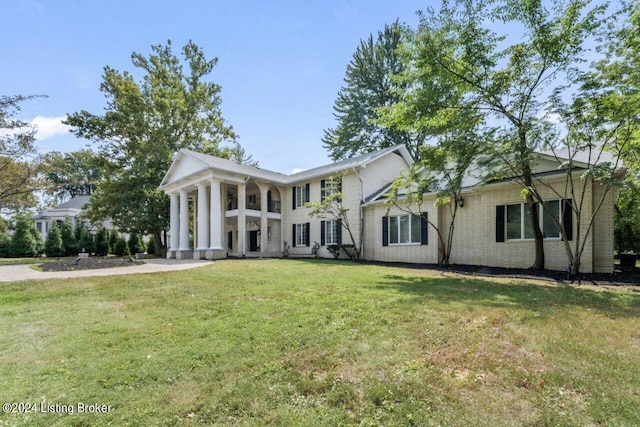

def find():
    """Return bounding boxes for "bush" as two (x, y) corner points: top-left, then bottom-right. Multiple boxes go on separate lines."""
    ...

(59, 218), (77, 256)
(95, 227), (110, 256)
(128, 231), (146, 254)
(44, 221), (64, 257)
(10, 214), (39, 257)
(0, 232), (11, 257)
(146, 235), (156, 256)
(74, 221), (95, 254)
(113, 236), (130, 257)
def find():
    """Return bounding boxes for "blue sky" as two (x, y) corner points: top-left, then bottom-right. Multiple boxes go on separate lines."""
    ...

(2, 0), (428, 174)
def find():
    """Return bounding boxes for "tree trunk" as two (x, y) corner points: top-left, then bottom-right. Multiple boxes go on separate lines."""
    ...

(522, 161), (545, 270)
(154, 229), (167, 258)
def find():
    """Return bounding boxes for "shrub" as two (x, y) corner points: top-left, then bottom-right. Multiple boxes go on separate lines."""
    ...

(44, 221), (64, 257)
(113, 236), (130, 257)
(10, 214), (39, 257)
(128, 231), (146, 254)
(95, 227), (110, 256)
(59, 218), (77, 256)
(146, 235), (156, 256)
(0, 231), (11, 257)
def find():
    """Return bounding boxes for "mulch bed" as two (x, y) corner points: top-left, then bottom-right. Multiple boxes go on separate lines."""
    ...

(40, 257), (145, 272)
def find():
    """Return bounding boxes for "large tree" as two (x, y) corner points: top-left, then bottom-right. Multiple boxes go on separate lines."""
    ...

(38, 149), (103, 204)
(65, 40), (247, 256)
(0, 94), (42, 212)
(392, 0), (606, 270)
(322, 22), (425, 160)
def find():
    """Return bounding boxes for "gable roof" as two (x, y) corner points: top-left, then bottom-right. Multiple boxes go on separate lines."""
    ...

(53, 195), (91, 210)
(160, 144), (413, 188)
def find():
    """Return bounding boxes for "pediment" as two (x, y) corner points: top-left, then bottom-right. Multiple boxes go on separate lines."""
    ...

(161, 152), (209, 187)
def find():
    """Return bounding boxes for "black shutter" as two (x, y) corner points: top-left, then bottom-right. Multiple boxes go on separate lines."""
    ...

(337, 219), (343, 244)
(292, 224), (297, 247)
(320, 179), (326, 202)
(420, 213), (428, 245)
(305, 222), (310, 246)
(321, 221), (326, 246)
(382, 216), (389, 246)
(563, 199), (573, 241)
(292, 186), (297, 210)
(267, 190), (272, 211)
(305, 183), (310, 203)
(496, 205), (505, 242)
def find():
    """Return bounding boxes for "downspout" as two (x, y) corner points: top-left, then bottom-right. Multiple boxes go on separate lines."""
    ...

(352, 167), (365, 260)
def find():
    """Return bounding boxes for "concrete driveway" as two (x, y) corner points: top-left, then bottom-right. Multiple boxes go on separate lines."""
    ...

(0, 258), (212, 283)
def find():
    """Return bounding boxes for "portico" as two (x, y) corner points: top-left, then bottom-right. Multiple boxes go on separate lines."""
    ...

(159, 150), (284, 260)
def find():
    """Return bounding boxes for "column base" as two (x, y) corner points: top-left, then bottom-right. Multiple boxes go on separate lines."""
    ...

(175, 250), (194, 260)
(205, 248), (226, 260)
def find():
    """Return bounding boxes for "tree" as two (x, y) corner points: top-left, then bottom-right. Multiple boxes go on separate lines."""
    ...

(0, 218), (10, 257)
(322, 22), (425, 160)
(0, 94), (43, 212)
(95, 227), (110, 256)
(74, 220), (95, 254)
(128, 230), (146, 254)
(39, 150), (103, 204)
(386, 134), (484, 266)
(59, 218), (77, 256)
(65, 40), (250, 257)
(113, 235), (130, 257)
(10, 213), (40, 257)
(306, 176), (361, 260)
(44, 221), (64, 258)
(394, 0), (607, 270)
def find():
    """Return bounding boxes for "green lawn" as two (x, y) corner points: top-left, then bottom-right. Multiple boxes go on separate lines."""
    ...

(1, 259), (639, 426)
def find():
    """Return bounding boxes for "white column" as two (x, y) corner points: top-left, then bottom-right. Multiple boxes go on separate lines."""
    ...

(170, 192), (179, 251)
(179, 189), (190, 251)
(238, 182), (246, 255)
(260, 185), (268, 253)
(209, 180), (223, 250)
(196, 183), (209, 250)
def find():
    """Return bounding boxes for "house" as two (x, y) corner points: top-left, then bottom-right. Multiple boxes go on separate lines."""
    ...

(32, 195), (112, 239)
(159, 145), (617, 273)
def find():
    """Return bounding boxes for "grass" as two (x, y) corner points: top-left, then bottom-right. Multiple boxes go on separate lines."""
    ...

(0, 257), (66, 266)
(1, 259), (639, 426)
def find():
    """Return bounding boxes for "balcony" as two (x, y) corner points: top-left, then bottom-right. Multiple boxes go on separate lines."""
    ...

(226, 198), (282, 214)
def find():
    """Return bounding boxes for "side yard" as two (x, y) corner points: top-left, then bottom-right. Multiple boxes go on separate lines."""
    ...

(1, 259), (639, 426)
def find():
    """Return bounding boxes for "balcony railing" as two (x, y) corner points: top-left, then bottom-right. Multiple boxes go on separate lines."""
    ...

(227, 199), (281, 213)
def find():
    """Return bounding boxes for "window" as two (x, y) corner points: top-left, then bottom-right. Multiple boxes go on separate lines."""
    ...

(294, 223), (309, 247)
(505, 201), (561, 240)
(325, 220), (339, 245)
(36, 222), (42, 233)
(387, 215), (423, 245)
(321, 177), (342, 202)
(292, 184), (310, 209)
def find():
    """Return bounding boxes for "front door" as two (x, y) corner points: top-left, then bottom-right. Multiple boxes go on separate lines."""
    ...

(249, 230), (259, 252)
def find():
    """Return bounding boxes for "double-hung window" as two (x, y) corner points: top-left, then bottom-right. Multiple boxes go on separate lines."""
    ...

(325, 220), (339, 245)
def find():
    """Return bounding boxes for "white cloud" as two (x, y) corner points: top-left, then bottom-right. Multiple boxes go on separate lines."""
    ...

(30, 116), (71, 140)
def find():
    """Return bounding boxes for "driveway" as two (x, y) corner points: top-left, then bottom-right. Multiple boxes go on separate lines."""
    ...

(0, 258), (212, 283)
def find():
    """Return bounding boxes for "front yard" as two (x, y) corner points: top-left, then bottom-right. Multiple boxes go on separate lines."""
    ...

(1, 259), (639, 426)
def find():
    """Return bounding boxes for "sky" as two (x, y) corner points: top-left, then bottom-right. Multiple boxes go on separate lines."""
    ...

(1, 0), (429, 174)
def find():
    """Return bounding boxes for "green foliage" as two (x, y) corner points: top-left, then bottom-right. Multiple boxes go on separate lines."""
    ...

(128, 231), (146, 254)
(59, 218), (77, 256)
(323, 22), (423, 160)
(109, 229), (118, 254)
(95, 227), (110, 256)
(146, 235), (156, 256)
(9, 213), (39, 257)
(0, 230), (10, 257)
(39, 150), (103, 205)
(65, 40), (252, 257)
(0, 94), (43, 212)
(44, 221), (64, 258)
(113, 235), (130, 257)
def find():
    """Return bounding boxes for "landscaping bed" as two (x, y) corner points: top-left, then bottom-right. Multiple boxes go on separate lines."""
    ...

(39, 256), (144, 272)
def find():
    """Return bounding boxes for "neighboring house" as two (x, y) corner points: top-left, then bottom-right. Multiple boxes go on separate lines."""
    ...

(32, 195), (112, 239)
(159, 145), (618, 273)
